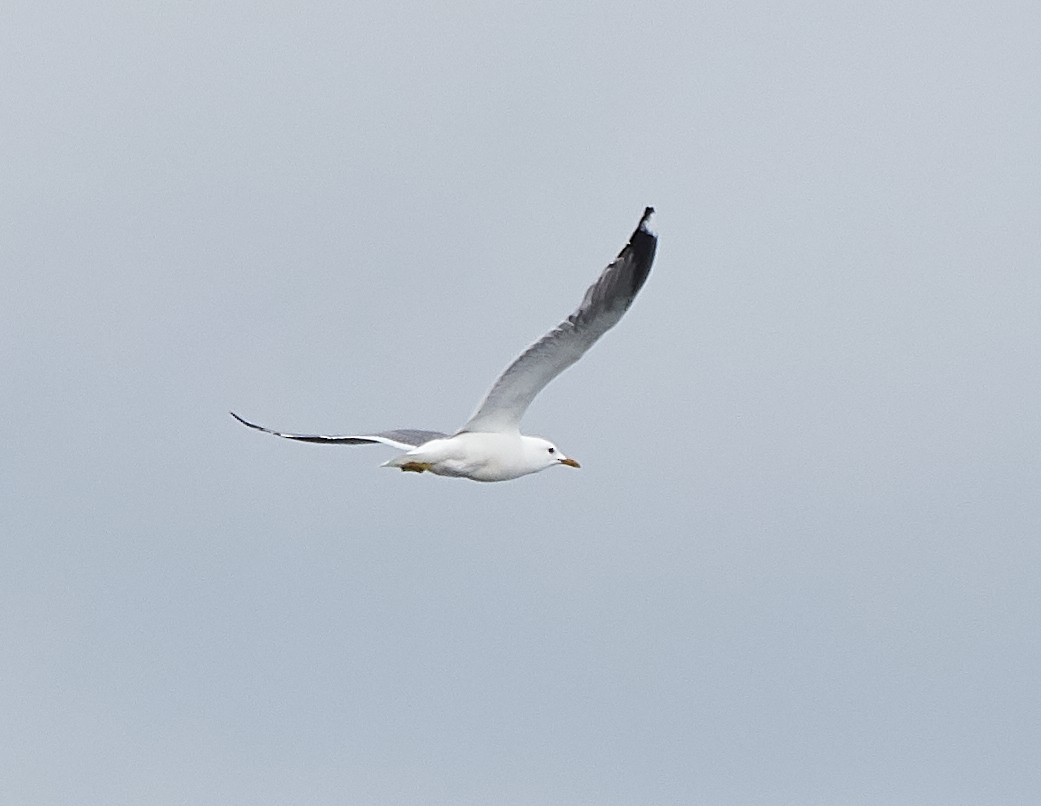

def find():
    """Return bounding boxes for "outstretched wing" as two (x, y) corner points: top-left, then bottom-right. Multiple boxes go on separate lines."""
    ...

(459, 207), (658, 434)
(230, 412), (445, 450)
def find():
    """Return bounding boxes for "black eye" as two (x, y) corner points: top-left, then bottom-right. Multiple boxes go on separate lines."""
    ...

(548, 447), (555, 454)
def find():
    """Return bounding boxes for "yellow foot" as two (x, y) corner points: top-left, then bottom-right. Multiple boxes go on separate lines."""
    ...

(399, 461), (432, 474)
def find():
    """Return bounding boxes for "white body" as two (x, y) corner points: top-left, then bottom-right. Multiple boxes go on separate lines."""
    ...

(382, 432), (576, 482)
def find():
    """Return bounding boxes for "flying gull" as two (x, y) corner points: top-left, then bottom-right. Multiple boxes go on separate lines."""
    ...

(231, 207), (658, 482)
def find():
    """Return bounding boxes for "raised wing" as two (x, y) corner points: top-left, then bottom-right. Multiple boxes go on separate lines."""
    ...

(459, 207), (657, 434)
(230, 412), (445, 450)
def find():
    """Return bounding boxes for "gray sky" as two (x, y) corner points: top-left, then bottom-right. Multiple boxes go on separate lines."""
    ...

(3, 1), (1040, 804)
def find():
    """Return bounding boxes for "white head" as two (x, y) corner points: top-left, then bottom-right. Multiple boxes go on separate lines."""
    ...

(522, 436), (581, 473)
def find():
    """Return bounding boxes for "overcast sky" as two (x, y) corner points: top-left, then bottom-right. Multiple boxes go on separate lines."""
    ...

(3, 2), (1040, 804)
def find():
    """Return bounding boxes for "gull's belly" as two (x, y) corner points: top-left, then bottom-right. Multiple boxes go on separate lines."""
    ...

(417, 433), (534, 482)
(428, 460), (530, 482)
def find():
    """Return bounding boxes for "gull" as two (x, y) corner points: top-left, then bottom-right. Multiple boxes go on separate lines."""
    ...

(231, 207), (658, 482)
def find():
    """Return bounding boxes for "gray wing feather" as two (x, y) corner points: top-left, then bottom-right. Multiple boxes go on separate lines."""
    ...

(230, 412), (445, 449)
(459, 207), (657, 433)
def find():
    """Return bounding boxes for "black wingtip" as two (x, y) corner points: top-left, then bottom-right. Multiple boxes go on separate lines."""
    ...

(230, 411), (261, 431)
(619, 207), (658, 299)
(622, 206), (658, 258)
